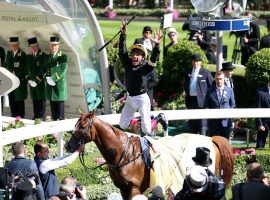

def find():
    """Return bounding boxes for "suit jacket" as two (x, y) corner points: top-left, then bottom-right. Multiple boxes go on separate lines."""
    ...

(260, 33), (270, 49)
(232, 180), (270, 200)
(241, 21), (260, 53)
(184, 67), (214, 108)
(5, 156), (45, 200)
(204, 85), (236, 129)
(134, 37), (155, 51)
(27, 49), (47, 100)
(5, 49), (28, 101)
(46, 50), (68, 101)
(255, 86), (270, 127)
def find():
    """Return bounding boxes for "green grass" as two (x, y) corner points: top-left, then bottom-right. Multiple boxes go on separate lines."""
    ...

(98, 19), (268, 63)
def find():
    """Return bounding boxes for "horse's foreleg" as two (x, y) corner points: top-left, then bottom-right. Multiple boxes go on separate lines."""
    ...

(121, 187), (141, 200)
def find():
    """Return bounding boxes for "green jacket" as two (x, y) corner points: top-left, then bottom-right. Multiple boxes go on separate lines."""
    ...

(5, 49), (28, 101)
(46, 50), (68, 101)
(26, 50), (47, 100)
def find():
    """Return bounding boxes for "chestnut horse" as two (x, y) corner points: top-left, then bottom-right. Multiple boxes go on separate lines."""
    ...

(65, 112), (235, 200)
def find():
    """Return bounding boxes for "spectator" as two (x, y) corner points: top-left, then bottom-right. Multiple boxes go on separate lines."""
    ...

(5, 37), (27, 118)
(196, 30), (215, 64)
(221, 62), (235, 89)
(164, 27), (179, 56)
(107, 192), (123, 200)
(240, 12), (260, 66)
(149, 185), (165, 200)
(232, 162), (270, 200)
(260, 19), (270, 49)
(34, 142), (84, 199)
(134, 26), (154, 53)
(27, 37), (47, 120)
(5, 142), (45, 200)
(204, 71), (236, 139)
(46, 36), (68, 121)
(118, 20), (164, 137)
(184, 53), (214, 135)
(132, 194), (147, 200)
(58, 176), (86, 200)
(255, 80), (270, 148)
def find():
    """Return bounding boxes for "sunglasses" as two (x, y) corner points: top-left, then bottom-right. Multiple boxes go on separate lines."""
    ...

(169, 33), (176, 37)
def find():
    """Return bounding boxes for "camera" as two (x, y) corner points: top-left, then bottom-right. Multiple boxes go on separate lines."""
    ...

(58, 191), (73, 200)
(207, 175), (225, 198)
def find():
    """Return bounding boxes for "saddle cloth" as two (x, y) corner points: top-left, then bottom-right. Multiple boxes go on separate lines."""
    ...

(145, 133), (216, 195)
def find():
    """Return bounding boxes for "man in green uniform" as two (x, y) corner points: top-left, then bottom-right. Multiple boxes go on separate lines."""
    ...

(5, 37), (27, 118)
(27, 37), (47, 120)
(46, 36), (68, 120)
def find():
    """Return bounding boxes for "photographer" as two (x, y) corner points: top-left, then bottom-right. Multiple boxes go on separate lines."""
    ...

(232, 162), (270, 200)
(5, 142), (44, 200)
(58, 176), (86, 200)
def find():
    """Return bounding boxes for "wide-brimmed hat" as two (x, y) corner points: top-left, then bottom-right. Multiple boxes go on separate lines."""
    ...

(221, 62), (235, 71)
(186, 165), (209, 193)
(130, 44), (148, 57)
(10, 37), (19, 44)
(167, 27), (178, 36)
(49, 36), (60, 44)
(191, 54), (202, 61)
(28, 37), (38, 47)
(192, 147), (212, 167)
(143, 26), (152, 33)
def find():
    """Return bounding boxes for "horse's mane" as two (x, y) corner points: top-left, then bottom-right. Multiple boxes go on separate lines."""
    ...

(212, 136), (235, 188)
(94, 116), (126, 136)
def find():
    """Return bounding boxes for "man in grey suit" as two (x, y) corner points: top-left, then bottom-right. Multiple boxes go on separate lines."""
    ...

(204, 71), (236, 139)
(232, 162), (270, 200)
(255, 80), (270, 148)
(184, 54), (214, 135)
(5, 142), (45, 200)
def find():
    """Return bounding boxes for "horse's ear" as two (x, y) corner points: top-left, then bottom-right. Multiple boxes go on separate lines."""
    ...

(89, 110), (95, 118)
(79, 108), (84, 115)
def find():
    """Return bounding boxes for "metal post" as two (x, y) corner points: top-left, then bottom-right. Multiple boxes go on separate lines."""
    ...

(57, 132), (64, 157)
(216, 31), (223, 71)
(109, 0), (113, 9)
(0, 96), (3, 167)
(169, 0), (174, 9)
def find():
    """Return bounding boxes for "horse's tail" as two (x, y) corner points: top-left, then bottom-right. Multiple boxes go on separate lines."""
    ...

(212, 136), (235, 188)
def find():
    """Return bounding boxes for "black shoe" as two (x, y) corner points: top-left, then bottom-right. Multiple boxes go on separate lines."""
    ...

(155, 113), (168, 131)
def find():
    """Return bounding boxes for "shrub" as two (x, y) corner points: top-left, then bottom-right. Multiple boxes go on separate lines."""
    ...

(158, 40), (207, 103)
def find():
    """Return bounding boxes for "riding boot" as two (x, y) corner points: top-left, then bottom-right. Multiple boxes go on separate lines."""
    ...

(155, 113), (168, 131)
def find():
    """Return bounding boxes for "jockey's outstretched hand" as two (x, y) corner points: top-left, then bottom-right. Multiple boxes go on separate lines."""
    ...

(152, 29), (163, 45)
(120, 19), (128, 34)
(76, 144), (85, 153)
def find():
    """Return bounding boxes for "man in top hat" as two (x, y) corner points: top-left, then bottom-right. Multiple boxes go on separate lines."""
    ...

(134, 25), (155, 53)
(260, 19), (270, 49)
(184, 53), (214, 135)
(204, 71), (236, 139)
(192, 147), (212, 167)
(221, 62), (235, 89)
(27, 37), (47, 120)
(164, 27), (179, 57)
(46, 36), (68, 121)
(5, 37), (27, 118)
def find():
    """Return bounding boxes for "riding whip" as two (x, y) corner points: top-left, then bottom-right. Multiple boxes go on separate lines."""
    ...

(98, 15), (136, 52)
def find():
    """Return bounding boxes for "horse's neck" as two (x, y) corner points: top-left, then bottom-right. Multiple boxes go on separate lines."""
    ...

(93, 119), (127, 164)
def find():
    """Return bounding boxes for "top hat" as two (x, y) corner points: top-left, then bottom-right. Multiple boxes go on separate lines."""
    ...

(167, 27), (178, 36)
(186, 165), (209, 193)
(10, 37), (19, 44)
(49, 36), (60, 44)
(266, 19), (270, 28)
(28, 37), (38, 47)
(221, 62), (235, 71)
(143, 26), (152, 33)
(192, 147), (212, 167)
(191, 54), (202, 61)
(13, 180), (35, 199)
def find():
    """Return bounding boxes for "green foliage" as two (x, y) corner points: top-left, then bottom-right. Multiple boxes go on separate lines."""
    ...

(3, 117), (25, 131)
(158, 40), (206, 103)
(86, 184), (120, 200)
(245, 48), (270, 107)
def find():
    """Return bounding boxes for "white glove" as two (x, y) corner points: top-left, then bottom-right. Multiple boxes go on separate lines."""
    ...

(28, 80), (37, 87)
(46, 77), (56, 86)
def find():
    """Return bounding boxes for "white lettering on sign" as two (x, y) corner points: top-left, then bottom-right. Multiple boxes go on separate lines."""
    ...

(0, 14), (45, 23)
(191, 21), (215, 28)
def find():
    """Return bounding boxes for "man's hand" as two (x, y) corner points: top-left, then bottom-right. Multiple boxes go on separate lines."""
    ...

(258, 125), (265, 132)
(152, 29), (163, 45)
(76, 144), (85, 153)
(120, 19), (127, 34)
(28, 80), (37, 87)
(76, 185), (87, 200)
(46, 77), (56, 86)
(67, 193), (76, 200)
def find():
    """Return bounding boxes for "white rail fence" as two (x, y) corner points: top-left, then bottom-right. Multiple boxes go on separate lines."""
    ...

(1, 108), (270, 166)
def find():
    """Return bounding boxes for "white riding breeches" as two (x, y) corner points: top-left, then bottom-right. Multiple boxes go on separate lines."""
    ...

(119, 93), (151, 134)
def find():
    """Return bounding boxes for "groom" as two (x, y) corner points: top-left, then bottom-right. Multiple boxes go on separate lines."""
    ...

(204, 71), (236, 139)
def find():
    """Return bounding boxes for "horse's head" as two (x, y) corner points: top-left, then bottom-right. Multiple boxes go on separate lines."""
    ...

(65, 111), (95, 153)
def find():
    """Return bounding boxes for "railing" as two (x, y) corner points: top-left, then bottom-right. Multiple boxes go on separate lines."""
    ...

(1, 108), (270, 166)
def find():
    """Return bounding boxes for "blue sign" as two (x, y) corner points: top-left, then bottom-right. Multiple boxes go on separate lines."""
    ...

(189, 17), (250, 31)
